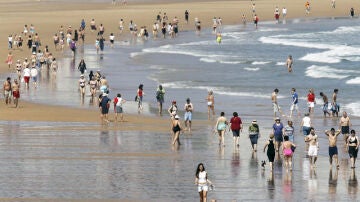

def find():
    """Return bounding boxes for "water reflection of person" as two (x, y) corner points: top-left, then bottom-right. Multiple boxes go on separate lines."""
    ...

(348, 168), (358, 197)
(328, 168), (338, 197)
(267, 170), (275, 199)
(231, 148), (240, 176)
(195, 163), (213, 202)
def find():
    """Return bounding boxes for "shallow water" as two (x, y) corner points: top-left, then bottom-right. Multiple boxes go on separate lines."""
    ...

(0, 121), (358, 201)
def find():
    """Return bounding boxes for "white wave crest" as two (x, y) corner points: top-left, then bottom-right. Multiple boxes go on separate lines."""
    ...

(305, 65), (355, 79)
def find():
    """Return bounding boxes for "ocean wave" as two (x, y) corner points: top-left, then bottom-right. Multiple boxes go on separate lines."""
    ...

(130, 52), (145, 58)
(346, 77), (360, 84)
(252, 61), (271, 65)
(276, 62), (286, 66)
(299, 45), (360, 63)
(161, 81), (283, 99)
(244, 67), (260, 71)
(343, 102), (360, 117)
(259, 36), (336, 50)
(199, 58), (217, 63)
(305, 65), (355, 79)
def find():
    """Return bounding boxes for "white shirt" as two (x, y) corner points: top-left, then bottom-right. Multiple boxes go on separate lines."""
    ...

(31, 68), (38, 77)
(198, 171), (207, 184)
(23, 68), (31, 77)
(302, 116), (311, 127)
(282, 8), (287, 15)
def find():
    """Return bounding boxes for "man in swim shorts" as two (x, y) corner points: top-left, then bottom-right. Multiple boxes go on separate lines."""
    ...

(305, 127), (318, 169)
(271, 88), (283, 117)
(3, 77), (12, 105)
(339, 111), (351, 142)
(184, 98), (193, 132)
(325, 128), (341, 169)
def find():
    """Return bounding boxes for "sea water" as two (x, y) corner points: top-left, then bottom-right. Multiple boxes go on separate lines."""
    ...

(12, 17), (360, 119)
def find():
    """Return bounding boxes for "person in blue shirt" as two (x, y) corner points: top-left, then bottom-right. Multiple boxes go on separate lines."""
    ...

(290, 88), (300, 118)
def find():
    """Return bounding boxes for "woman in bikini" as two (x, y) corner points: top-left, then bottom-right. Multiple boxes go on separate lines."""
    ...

(282, 135), (296, 171)
(206, 90), (215, 120)
(347, 130), (359, 169)
(215, 112), (227, 146)
(172, 115), (182, 145)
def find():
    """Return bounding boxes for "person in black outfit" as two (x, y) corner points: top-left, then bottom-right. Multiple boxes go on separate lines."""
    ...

(263, 133), (276, 170)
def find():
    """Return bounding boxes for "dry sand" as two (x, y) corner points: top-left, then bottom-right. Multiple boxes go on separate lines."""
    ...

(0, 0), (359, 127)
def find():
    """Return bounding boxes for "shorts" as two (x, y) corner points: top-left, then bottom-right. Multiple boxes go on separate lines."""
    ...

(275, 134), (283, 142)
(184, 112), (192, 121)
(101, 106), (109, 115)
(329, 146), (338, 158)
(302, 126), (311, 136)
(4, 90), (11, 97)
(198, 184), (208, 192)
(308, 102), (314, 108)
(290, 103), (299, 111)
(341, 126), (350, 135)
(286, 134), (294, 142)
(273, 103), (280, 112)
(32, 76), (37, 82)
(110, 40), (114, 44)
(249, 134), (259, 144)
(12, 90), (20, 99)
(232, 129), (240, 137)
(116, 106), (123, 113)
(207, 101), (212, 106)
(91, 25), (96, 30)
(308, 145), (318, 157)
(349, 146), (358, 158)
(24, 76), (30, 83)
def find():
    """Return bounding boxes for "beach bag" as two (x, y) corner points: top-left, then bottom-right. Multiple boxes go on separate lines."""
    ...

(134, 95), (138, 101)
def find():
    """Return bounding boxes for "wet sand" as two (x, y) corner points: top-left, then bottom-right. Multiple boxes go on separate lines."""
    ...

(0, 120), (358, 201)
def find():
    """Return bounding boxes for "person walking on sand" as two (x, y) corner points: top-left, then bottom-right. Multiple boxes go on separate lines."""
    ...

(172, 115), (182, 145)
(168, 100), (178, 118)
(156, 85), (165, 115)
(263, 133), (276, 170)
(195, 163), (213, 202)
(136, 84), (144, 113)
(347, 130), (359, 169)
(271, 88), (283, 117)
(305, 127), (319, 169)
(185, 10), (189, 24)
(249, 120), (260, 151)
(273, 117), (284, 152)
(300, 113), (312, 136)
(206, 90), (215, 120)
(283, 135), (296, 171)
(290, 88), (301, 118)
(350, 7), (355, 18)
(274, 6), (280, 23)
(230, 112), (242, 147)
(339, 111), (351, 142)
(3, 77), (12, 105)
(331, 89), (339, 117)
(184, 98), (193, 132)
(12, 79), (20, 108)
(307, 88), (316, 114)
(78, 59), (87, 74)
(325, 128), (341, 169)
(100, 92), (111, 124)
(253, 14), (259, 29)
(286, 55), (293, 72)
(283, 120), (294, 142)
(113, 93), (126, 122)
(78, 75), (86, 99)
(215, 112), (228, 146)
(305, 1), (311, 15)
(320, 92), (331, 117)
